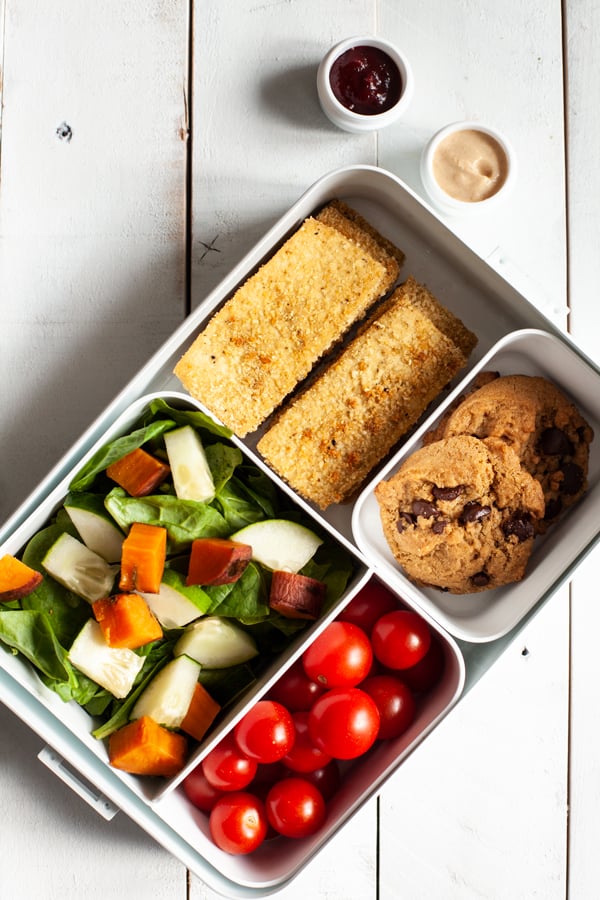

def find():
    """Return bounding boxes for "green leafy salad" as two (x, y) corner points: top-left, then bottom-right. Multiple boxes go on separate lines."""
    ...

(0, 399), (356, 748)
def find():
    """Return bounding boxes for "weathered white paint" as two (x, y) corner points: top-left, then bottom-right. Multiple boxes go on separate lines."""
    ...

(0, 0), (188, 524)
(563, 3), (600, 897)
(0, 0), (598, 898)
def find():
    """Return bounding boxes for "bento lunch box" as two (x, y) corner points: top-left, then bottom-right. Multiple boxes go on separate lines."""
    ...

(1, 165), (598, 896)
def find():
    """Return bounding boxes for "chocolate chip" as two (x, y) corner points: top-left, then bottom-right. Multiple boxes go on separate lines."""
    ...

(432, 484), (465, 501)
(471, 571), (490, 587)
(412, 499), (440, 519)
(502, 512), (535, 542)
(396, 512), (416, 533)
(460, 501), (491, 524)
(561, 462), (584, 496)
(544, 497), (562, 520)
(539, 427), (573, 456)
(431, 519), (448, 534)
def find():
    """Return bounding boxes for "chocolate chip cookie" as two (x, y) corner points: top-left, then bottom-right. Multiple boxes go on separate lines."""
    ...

(375, 435), (545, 593)
(428, 374), (593, 531)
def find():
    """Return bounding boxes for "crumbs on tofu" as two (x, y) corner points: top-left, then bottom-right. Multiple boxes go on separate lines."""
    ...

(257, 277), (477, 509)
(173, 200), (404, 437)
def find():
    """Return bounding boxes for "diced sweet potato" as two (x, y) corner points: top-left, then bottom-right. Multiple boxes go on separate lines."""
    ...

(119, 523), (167, 593)
(186, 537), (252, 586)
(108, 716), (188, 777)
(180, 682), (221, 742)
(0, 554), (43, 602)
(269, 570), (326, 620)
(106, 448), (170, 497)
(92, 592), (163, 649)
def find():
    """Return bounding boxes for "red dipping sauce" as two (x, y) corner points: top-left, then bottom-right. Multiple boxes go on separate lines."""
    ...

(329, 45), (402, 115)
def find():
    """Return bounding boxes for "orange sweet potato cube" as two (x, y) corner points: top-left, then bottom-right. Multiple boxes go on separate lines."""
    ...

(119, 522), (167, 593)
(92, 592), (163, 649)
(0, 554), (43, 602)
(106, 448), (170, 497)
(108, 716), (188, 777)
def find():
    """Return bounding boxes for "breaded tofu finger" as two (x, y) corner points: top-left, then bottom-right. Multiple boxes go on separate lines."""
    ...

(257, 278), (477, 509)
(173, 202), (404, 436)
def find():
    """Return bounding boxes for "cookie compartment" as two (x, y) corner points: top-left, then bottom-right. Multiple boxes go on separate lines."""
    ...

(352, 329), (600, 643)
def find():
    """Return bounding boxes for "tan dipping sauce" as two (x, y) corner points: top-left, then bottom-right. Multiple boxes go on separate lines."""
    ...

(432, 129), (508, 202)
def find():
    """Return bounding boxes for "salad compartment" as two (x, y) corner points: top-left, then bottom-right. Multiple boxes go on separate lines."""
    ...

(0, 391), (371, 804)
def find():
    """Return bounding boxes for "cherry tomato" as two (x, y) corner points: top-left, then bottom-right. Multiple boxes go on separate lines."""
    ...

(308, 687), (380, 760)
(294, 760), (341, 801)
(182, 765), (223, 811)
(209, 791), (268, 855)
(201, 732), (257, 791)
(338, 580), (398, 634)
(360, 674), (416, 740)
(401, 634), (445, 693)
(302, 620), (373, 689)
(234, 700), (296, 763)
(266, 777), (326, 839)
(268, 659), (326, 711)
(282, 711), (332, 773)
(371, 610), (431, 670)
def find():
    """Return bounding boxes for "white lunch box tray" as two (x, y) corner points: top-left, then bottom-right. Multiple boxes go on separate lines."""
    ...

(0, 165), (598, 896)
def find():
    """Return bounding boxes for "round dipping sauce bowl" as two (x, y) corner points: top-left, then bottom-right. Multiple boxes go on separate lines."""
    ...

(420, 121), (517, 216)
(317, 36), (414, 133)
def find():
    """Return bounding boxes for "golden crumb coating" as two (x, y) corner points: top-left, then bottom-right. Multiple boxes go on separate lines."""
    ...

(257, 277), (477, 509)
(173, 202), (404, 436)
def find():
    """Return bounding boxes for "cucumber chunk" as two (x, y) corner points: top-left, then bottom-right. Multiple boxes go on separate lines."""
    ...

(164, 425), (215, 502)
(131, 655), (201, 729)
(139, 575), (207, 629)
(174, 616), (258, 668)
(68, 619), (144, 698)
(64, 494), (124, 563)
(42, 532), (118, 602)
(230, 519), (323, 572)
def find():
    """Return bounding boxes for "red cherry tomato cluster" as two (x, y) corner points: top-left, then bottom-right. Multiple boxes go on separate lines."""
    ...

(182, 581), (445, 856)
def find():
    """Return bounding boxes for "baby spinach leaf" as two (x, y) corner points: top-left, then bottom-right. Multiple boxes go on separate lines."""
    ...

(197, 662), (259, 709)
(147, 398), (232, 439)
(42, 667), (113, 711)
(215, 478), (275, 531)
(0, 610), (71, 682)
(69, 419), (177, 492)
(104, 488), (230, 548)
(202, 562), (269, 622)
(302, 543), (355, 612)
(204, 443), (244, 493)
(237, 468), (280, 518)
(20, 524), (91, 645)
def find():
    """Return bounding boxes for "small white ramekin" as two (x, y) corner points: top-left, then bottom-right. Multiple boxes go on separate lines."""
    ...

(317, 35), (414, 134)
(420, 121), (517, 216)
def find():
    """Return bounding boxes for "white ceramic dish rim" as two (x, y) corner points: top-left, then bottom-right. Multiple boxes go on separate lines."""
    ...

(419, 120), (517, 216)
(317, 34), (414, 132)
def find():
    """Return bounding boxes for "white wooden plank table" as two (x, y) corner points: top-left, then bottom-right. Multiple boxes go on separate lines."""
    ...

(1, 2), (599, 898)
